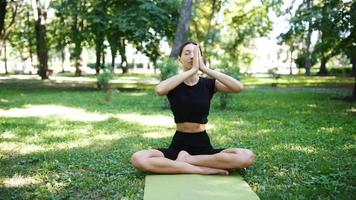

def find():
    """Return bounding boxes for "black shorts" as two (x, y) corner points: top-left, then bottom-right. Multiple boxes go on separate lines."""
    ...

(156, 130), (224, 160)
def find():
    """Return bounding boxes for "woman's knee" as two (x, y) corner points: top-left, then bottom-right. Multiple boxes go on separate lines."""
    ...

(130, 150), (163, 171)
(222, 148), (255, 168)
(239, 149), (255, 168)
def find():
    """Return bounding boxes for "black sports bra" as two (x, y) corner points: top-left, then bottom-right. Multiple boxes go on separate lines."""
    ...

(167, 77), (215, 124)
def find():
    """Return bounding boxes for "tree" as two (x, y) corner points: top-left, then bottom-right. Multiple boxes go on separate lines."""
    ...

(53, 0), (88, 76)
(170, 0), (193, 58)
(50, 0), (71, 73)
(105, 0), (178, 74)
(280, 0), (319, 75)
(191, 0), (274, 109)
(0, 0), (23, 50)
(32, 0), (50, 80)
(0, 0), (24, 74)
(133, 0), (179, 72)
(312, 0), (342, 75)
(87, 0), (108, 74)
(189, 0), (222, 65)
(8, 4), (36, 74)
(337, 1), (355, 100)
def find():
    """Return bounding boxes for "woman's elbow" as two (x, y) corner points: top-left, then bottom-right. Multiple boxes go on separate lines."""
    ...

(234, 84), (243, 93)
(155, 86), (166, 96)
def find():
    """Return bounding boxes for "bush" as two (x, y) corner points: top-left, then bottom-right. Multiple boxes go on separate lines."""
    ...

(97, 69), (113, 90)
(157, 57), (178, 80)
(268, 67), (281, 87)
(329, 67), (352, 76)
(295, 52), (317, 69)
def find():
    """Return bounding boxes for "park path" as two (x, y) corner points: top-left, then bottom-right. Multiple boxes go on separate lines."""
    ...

(0, 74), (352, 95)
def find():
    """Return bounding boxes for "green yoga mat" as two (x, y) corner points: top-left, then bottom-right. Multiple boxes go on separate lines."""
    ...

(144, 173), (260, 200)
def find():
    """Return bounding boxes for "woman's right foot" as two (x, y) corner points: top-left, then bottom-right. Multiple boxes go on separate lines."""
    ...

(198, 166), (229, 176)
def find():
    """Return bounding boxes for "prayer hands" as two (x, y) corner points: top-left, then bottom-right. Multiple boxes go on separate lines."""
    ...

(193, 45), (208, 73)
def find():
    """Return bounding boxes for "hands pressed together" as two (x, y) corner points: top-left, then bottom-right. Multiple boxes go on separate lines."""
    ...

(192, 45), (208, 73)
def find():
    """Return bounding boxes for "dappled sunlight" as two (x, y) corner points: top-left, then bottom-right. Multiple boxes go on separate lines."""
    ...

(49, 76), (96, 83)
(346, 107), (356, 113)
(0, 75), (40, 80)
(0, 105), (178, 129)
(0, 142), (44, 155)
(272, 144), (316, 154)
(343, 144), (354, 151)
(46, 125), (93, 138)
(93, 133), (123, 141)
(124, 92), (149, 96)
(0, 133), (123, 156)
(0, 98), (10, 103)
(142, 131), (171, 139)
(19, 144), (44, 155)
(50, 138), (92, 150)
(307, 104), (317, 108)
(2, 174), (40, 188)
(0, 104), (107, 122)
(257, 129), (272, 134)
(1, 131), (16, 139)
(0, 142), (22, 155)
(318, 127), (343, 134)
(114, 113), (174, 127)
(232, 119), (246, 126)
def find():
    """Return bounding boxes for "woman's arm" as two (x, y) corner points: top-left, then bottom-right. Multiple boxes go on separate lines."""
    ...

(197, 46), (243, 93)
(155, 68), (198, 96)
(202, 68), (243, 93)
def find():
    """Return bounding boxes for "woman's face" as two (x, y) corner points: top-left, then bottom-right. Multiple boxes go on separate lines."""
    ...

(179, 43), (195, 71)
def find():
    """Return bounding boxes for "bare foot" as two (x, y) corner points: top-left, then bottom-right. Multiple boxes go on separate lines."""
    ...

(176, 150), (190, 162)
(198, 166), (229, 176)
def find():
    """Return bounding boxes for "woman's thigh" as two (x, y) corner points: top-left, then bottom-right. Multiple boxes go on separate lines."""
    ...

(221, 148), (255, 162)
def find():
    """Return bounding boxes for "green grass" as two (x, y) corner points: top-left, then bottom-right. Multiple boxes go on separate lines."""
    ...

(242, 75), (354, 88)
(2, 73), (354, 89)
(0, 76), (355, 199)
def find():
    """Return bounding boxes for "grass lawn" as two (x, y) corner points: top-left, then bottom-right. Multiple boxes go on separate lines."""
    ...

(0, 75), (355, 199)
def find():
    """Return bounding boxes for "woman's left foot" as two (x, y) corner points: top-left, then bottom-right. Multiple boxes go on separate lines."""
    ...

(176, 150), (190, 163)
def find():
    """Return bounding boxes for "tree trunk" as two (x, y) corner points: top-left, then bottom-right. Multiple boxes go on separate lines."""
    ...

(61, 47), (65, 73)
(169, 0), (193, 59)
(352, 56), (356, 100)
(110, 45), (116, 72)
(33, 0), (49, 80)
(102, 46), (105, 70)
(4, 40), (7, 74)
(27, 8), (33, 69)
(73, 11), (82, 77)
(95, 36), (103, 74)
(118, 39), (128, 73)
(0, 0), (6, 51)
(289, 48), (294, 75)
(111, 53), (115, 71)
(0, 0), (6, 34)
(304, 0), (312, 76)
(317, 57), (328, 76)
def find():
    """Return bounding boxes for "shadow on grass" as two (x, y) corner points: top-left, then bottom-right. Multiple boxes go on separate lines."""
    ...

(0, 116), (173, 199)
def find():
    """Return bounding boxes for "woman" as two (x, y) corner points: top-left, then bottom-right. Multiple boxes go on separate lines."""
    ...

(131, 42), (255, 175)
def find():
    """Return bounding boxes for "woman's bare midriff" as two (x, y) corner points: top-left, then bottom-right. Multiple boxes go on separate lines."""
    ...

(176, 122), (206, 133)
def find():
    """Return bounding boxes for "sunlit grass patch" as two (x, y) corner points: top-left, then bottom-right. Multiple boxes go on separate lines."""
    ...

(0, 79), (355, 199)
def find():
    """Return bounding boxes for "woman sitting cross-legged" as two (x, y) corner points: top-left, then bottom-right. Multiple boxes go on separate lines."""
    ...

(131, 41), (255, 175)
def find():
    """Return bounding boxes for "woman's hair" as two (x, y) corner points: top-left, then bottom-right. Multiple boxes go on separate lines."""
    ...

(178, 41), (203, 57)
